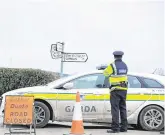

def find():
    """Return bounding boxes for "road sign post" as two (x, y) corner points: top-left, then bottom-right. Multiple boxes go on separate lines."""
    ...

(58, 42), (64, 77)
(50, 43), (88, 77)
(50, 42), (64, 77)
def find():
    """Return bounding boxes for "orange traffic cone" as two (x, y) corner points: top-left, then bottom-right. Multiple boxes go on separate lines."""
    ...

(70, 91), (84, 134)
(63, 91), (91, 135)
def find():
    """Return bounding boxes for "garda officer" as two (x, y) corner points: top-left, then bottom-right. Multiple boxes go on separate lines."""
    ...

(103, 51), (128, 133)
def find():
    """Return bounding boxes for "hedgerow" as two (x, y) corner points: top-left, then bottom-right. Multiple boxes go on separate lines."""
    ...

(0, 68), (60, 95)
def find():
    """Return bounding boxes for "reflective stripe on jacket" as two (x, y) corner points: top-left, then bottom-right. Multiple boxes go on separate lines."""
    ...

(103, 59), (128, 90)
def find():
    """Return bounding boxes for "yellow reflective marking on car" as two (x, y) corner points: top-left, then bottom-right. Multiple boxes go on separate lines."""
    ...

(24, 93), (58, 100)
(24, 93), (164, 101)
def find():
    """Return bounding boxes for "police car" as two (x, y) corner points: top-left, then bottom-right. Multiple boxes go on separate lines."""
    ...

(0, 66), (164, 131)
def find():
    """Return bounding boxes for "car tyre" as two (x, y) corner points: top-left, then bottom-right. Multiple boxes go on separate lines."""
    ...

(34, 101), (50, 128)
(139, 105), (164, 131)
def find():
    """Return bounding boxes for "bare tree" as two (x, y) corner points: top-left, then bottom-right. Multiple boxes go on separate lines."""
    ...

(153, 68), (164, 76)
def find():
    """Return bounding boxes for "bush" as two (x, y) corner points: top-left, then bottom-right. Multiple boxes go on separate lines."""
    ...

(0, 68), (60, 95)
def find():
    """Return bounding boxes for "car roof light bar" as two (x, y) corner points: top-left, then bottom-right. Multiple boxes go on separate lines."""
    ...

(96, 64), (108, 70)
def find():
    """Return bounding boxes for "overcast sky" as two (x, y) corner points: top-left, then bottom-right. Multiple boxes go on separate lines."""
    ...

(0, 0), (164, 74)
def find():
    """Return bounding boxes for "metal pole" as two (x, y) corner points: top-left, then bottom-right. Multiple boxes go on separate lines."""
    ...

(60, 42), (64, 77)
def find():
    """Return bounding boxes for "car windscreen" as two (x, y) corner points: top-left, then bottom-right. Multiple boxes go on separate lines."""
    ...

(45, 73), (79, 88)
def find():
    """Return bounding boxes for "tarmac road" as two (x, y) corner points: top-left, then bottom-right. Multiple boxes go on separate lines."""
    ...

(0, 116), (162, 135)
(0, 123), (162, 135)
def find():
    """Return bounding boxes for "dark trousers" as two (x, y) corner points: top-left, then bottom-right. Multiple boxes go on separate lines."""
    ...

(110, 90), (128, 131)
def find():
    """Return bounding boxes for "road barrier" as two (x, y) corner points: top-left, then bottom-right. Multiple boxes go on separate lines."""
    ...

(3, 95), (36, 135)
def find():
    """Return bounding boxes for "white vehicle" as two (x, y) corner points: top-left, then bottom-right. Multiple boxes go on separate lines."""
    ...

(0, 67), (164, 131)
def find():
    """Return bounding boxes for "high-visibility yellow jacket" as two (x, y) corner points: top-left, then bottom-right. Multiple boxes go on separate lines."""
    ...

(103, 59), (128, 90)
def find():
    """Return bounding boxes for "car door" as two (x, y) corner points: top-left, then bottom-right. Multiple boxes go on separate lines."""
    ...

(55, 73), (107, 123)
(138, 76), (165, 101)
(103, 75), (150, 123)
(126, 75), (152, 116)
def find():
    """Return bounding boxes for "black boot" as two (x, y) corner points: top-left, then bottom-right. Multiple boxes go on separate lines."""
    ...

(120, 129), (127, 132)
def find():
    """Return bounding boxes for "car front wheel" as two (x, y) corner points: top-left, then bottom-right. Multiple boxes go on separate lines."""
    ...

(34, 101), (50, 128)
(139, 105), (164, 131)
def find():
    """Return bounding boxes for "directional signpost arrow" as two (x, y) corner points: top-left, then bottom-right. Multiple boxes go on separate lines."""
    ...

(50, 44), (63, 59)
(56, 42), (64, 52)
(50, 42), (88, 77)
(62, 53), (88, 62)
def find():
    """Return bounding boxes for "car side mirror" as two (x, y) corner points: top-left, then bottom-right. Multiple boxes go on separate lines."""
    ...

(63, 82), (74, 90)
